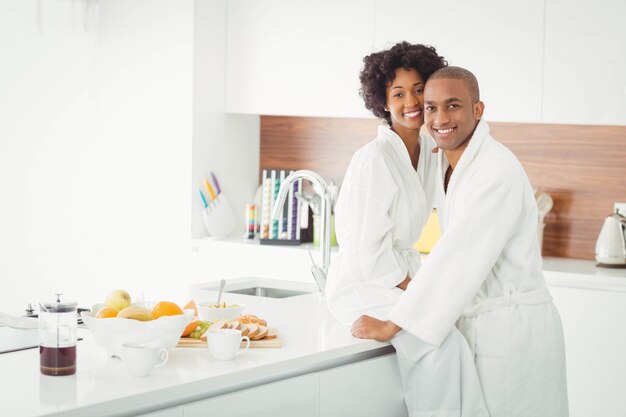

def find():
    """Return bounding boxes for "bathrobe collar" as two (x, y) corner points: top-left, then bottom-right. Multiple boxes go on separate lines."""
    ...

(439, 118), (490, 194)
(378, 125), (420, 173)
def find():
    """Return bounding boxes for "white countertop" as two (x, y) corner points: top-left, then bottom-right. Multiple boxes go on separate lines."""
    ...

(542, 256), (626, 292)
(192, 237), (626, 293)
(0, 294), (390, 417)
(4, 249), (625, 417)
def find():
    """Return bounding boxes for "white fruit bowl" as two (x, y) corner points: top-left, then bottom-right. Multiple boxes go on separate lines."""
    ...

(197, 303), (244, 322)
(82, 310), (194, 358)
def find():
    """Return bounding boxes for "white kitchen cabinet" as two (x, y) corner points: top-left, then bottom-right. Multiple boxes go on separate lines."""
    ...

(225, 0), (374, 118)
(182, 354), (404, 417)
(549, 285), (626, 417)
(543, 0), (626, 125)
(374, 0), (545, 123)
(183, 373), (319, 417)
(138, 407), (183, 417)
(319, 353), (407, 417)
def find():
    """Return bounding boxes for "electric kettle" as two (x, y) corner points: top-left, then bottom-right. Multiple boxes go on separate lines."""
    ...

(595, 209), (626, 266)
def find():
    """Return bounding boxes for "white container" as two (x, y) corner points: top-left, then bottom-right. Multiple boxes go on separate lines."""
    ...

(197, 303), (244, 322)
(81, 310), (193, 358)
(202, 194), (235, 238)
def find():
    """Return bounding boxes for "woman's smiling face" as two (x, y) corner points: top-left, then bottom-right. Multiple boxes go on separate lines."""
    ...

(385, 68), (425, 138)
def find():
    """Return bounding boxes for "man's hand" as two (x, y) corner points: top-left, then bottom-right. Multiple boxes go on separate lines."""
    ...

(351, 315), (401, 342)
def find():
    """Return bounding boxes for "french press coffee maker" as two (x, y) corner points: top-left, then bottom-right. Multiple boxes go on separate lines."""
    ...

(39, 294), (77, 376)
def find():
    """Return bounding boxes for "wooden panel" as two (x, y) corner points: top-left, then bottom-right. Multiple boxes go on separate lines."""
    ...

(260, 116), (626, 260)
(490, 123), (626, 259)
(260, 116), (379, 183)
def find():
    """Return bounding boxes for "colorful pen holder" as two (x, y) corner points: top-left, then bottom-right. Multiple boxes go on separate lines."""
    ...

(201, 194), (235, 238)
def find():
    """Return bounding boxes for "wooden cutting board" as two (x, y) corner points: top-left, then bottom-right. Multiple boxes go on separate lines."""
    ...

(177, 328), (281, 348)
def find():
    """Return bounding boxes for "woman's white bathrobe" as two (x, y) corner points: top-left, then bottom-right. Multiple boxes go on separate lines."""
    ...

(326, 125), (436, 323)
(388, 120), (568, 417)
(326, 125), (488, 417)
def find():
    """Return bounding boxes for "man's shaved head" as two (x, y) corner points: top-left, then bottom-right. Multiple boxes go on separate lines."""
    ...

(428, 66), (480, 103)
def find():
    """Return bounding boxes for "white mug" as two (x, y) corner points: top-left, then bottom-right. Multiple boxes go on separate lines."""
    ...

(120, 343), (168, 377)
(207, 328), (250, 361)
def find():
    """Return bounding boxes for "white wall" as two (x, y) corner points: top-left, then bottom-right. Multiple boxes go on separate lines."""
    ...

(92, 0), (196, 305)
(192, 0), (260, 240)
(0, 0), (213, 312)
(0, 0), (100, 311)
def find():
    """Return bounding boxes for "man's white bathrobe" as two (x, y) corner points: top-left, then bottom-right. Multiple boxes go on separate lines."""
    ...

(388, 120), (569, 417)
(326, 125), (488, 417)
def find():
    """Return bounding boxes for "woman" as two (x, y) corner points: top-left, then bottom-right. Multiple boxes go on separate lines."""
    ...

(325, 42), (488, 417)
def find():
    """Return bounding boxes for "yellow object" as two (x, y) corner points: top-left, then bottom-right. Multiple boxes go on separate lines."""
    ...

(203, 178), (216, 200)
(152, 301), (184, 319)
(95, 306), (119, 319)
(117, 306), (154, 321)
(415, 210), (441, 254)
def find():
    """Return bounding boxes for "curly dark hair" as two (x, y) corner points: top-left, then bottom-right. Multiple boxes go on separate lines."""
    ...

(359, 41), (447, 126)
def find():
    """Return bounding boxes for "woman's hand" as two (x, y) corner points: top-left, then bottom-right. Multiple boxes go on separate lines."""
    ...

(351, 315), (401, 342)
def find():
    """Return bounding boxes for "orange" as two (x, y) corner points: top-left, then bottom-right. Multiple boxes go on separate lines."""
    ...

(182, 300), (198, 316)
(95, 306), (119, 318)
(181, 317), (199, 337)
(152, 301), (184, 319)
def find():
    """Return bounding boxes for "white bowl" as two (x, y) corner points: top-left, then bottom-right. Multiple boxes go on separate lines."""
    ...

(82, 309), (194, 358)
(197, 303), (244, 322)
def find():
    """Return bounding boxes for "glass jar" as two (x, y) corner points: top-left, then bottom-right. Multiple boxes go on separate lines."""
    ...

(39, 295), (77, 376)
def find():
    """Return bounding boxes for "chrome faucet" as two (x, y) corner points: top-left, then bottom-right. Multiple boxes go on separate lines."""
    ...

(271, 170), (331, 294)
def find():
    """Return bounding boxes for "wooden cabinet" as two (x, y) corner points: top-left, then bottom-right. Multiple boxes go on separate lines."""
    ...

(319, 354), (407, 417)
(542, 0), (626, 125)
(374, 0), (545, 123)
(225, 0), (374, 118)
(549, 285), (626, 417)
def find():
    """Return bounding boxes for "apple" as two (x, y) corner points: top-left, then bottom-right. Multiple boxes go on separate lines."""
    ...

(105, 289), (131, 311)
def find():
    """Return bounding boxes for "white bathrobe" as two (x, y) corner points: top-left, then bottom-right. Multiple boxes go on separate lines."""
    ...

(388, 120), (568, 417)
(326, 125), (488, 417)
(325, 124), (436, 323)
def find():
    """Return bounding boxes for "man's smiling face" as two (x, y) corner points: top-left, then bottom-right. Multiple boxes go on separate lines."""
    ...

(423, 78), (483, 151)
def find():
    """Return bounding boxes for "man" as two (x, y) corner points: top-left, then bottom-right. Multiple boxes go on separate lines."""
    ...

(352, 66), (569, 417)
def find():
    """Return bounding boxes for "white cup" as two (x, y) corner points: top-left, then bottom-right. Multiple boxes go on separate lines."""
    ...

(120, 343), (168, 377)
(207, 328), (250, 361)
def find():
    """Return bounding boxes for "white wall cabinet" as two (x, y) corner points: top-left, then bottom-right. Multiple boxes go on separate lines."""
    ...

(319, 354), (407, 417)
(543, 0), (626, 125)
(549, 285), (626, 417)
(225, 0), (374, 118)
(223, 0), (625, 126)
(374, 0), (545, 123)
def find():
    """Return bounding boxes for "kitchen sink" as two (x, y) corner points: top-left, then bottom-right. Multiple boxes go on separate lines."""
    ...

(225, 286), (311, 299)
(191, 278), (317, 303)
(191, 278), (319, 326)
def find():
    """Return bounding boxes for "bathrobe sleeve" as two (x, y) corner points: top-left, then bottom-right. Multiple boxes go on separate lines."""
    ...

(388, 167), (523, 346)
(336, 150), (408, 289)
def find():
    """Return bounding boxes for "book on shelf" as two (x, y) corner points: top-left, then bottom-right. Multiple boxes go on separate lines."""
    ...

(259, 168), (305, 246)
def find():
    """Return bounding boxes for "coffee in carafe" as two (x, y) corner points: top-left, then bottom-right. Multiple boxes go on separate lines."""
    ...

(39, 295), (77, 376)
